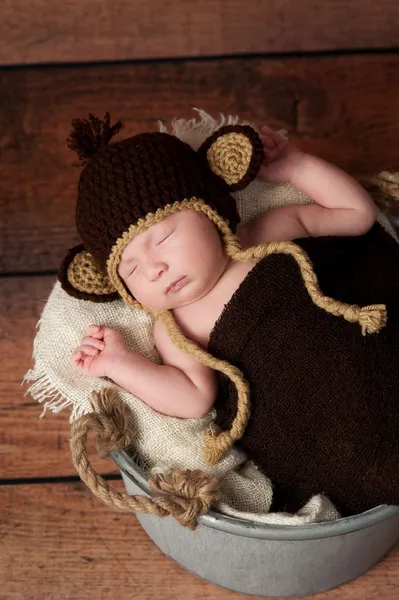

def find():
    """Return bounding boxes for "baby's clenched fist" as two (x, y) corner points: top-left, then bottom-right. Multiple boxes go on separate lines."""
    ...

(259, 125), (304, 184)
(72, 324), (129, 379)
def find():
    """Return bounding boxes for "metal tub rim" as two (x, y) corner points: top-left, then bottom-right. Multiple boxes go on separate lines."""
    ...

(113, 450), (399, 542)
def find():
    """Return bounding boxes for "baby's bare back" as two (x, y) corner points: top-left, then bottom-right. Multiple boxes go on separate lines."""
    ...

(173, 258), (258, 348)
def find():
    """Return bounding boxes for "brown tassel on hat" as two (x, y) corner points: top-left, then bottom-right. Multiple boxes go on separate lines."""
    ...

(67, 112), (123, 164)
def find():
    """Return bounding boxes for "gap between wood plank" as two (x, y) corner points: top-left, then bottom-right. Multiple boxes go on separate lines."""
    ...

(1, 46), (398, 72)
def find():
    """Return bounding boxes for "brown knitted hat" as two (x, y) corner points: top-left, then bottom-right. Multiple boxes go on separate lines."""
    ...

(59, 113), (264, 304)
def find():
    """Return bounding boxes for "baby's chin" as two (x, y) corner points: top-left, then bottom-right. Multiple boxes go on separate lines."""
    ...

(136, 285), (204, 311)
(134, 298), (193, 312)
(150, 294), (198, 311)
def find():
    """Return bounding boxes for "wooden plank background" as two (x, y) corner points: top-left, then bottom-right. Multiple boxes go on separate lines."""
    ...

(2, 1), (399, 597)
(2, 54), (399, 275)
(2, 482), (398, 600)
(0, 275), (118, 479)
(1, 482), (399, 600)
(1, 0), (399, 66)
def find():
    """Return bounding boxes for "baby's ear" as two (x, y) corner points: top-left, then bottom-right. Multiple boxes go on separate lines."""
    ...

(58, 244), (119, 302)
(198, 124), (264, 191)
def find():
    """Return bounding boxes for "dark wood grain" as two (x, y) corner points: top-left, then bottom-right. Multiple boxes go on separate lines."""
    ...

(1, 0), (399, 66)
(1, 482), (398, 600)
(1, 54), (399, 275)
(0, 275), (118, 479)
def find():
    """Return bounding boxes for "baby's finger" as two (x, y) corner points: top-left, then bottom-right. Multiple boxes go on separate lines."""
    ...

(261, 126), (286, 145)
(86, 324), (104, 339)
(72, 352), (95, 374)
(80, 336), (105, 350)
(262, 146), (282, 163)
(261, 125), (278, 136)
(72, 352), (85, 371)
(77, 344), (99, 356)
(82, 353), (96, 372)
(261, 136), (277, 151)
(72, 360), (83, 373)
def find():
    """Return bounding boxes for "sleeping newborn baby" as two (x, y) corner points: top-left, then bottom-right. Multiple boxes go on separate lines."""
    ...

(61, 114), (399, 516)
(71, 125), (376, 413)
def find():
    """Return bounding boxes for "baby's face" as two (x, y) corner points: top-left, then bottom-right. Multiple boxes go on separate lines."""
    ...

(118, 209), (229, 310)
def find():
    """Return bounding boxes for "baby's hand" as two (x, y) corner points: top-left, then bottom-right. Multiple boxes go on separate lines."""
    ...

(72, 324), (129, 379)
(259, 125), (304, 184)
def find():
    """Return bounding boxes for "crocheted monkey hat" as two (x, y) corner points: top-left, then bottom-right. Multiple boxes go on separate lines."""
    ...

(59, 113), (264, 306)
(59, 113), (387, 466)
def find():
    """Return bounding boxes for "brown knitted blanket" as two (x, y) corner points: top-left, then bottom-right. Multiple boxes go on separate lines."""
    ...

(208, 223), (399, 516)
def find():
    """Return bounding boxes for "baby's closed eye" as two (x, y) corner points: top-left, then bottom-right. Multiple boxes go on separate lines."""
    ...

(157, 230), (174, 245)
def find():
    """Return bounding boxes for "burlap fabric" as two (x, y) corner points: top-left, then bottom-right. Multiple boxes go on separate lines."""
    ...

(24, 110), (397, 525)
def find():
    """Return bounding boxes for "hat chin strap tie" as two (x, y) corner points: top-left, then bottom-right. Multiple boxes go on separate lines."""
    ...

(153, 309), (252, 466)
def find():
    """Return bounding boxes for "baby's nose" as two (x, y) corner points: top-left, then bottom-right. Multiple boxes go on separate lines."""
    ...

(148, 261), (168, 282)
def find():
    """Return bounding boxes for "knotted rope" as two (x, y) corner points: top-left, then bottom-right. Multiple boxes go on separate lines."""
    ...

(70, 388), (220, 530)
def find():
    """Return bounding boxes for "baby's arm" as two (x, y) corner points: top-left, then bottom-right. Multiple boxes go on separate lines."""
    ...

(72, 323), (217, 419)
(239, 126), (377, 245)
(283, 152), (377, 237)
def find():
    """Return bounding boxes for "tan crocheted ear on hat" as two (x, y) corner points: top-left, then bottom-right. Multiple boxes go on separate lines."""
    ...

(198, 124), (264, 191)
(58, 244), (119, 302)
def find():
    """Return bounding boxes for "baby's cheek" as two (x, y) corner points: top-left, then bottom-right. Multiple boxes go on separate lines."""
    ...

(187, 241), (212, 267)
(120, 276), (139, 301)
(127, 281), (156, 307)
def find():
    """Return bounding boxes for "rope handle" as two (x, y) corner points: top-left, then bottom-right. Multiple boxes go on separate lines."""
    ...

(69, 388), (220, 530)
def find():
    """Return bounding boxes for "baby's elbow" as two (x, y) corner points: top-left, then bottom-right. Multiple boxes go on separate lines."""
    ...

(190, 396), (215, 419)
(186, 370), (218, 418)
(355, 203), (377, 235)
(192, 408), (213, 419)
(189, 387), (217, 419)
(190, 407), (210, 419)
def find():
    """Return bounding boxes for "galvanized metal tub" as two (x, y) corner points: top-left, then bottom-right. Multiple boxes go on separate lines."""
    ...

(113, 450), (399, 598)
